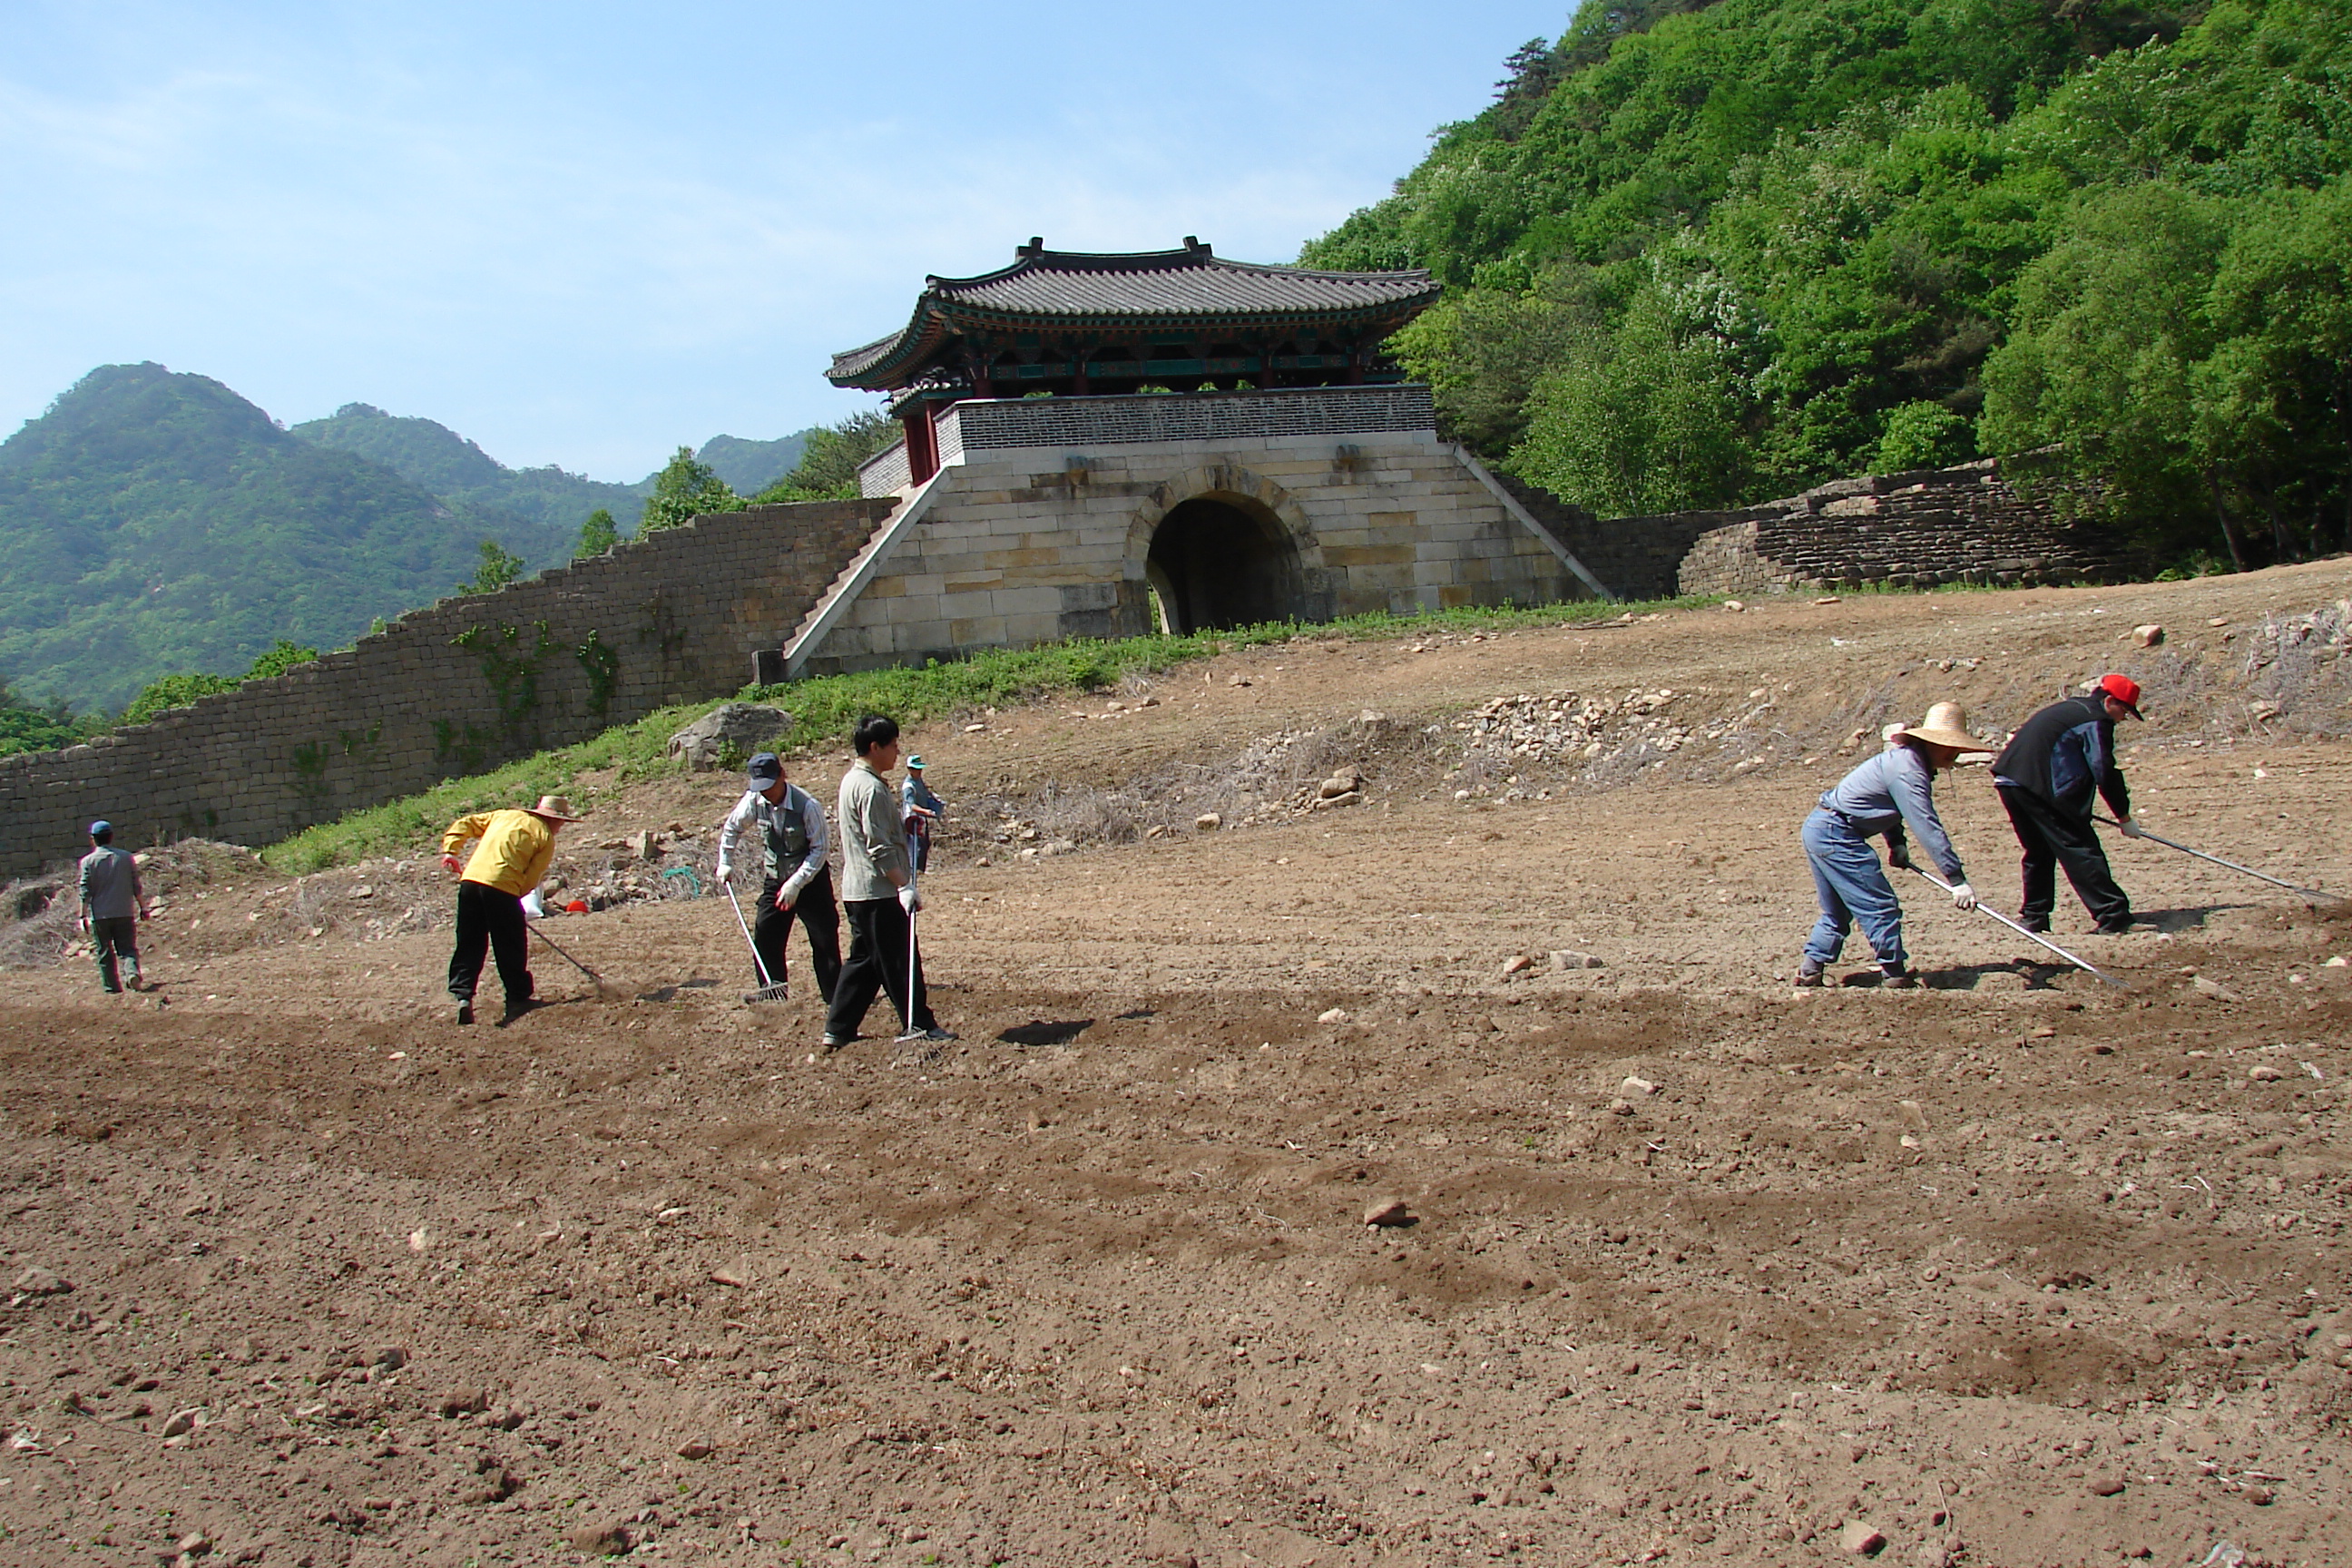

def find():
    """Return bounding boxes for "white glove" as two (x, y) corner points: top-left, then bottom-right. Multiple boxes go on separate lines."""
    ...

(2118, 818), (2143, 838)
(897, 883), (921, 914)
(1950, 882), (1977, 912)
(714, 857), (732, 882)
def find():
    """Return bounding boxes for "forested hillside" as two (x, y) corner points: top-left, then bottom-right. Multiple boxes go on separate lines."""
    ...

(1306, 0), (2350, 569)
(0, 365), (581, 716)
(288, 404), (649, 539)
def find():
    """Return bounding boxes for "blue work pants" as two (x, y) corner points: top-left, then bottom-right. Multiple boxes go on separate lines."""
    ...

(1800, 808), (1905, 970)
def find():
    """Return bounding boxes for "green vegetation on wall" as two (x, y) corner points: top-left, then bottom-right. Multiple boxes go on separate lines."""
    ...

(1307, 0), (2350, 568)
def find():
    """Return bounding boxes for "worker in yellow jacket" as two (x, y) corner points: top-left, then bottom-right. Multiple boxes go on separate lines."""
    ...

(439, 794), (583, 1024)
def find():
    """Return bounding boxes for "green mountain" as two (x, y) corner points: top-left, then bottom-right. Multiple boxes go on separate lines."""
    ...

(696, 432), (811, 495)
(1308, 0), (2352, 569)
(0, 363), (577, 715)
(289, 403), (651, 537)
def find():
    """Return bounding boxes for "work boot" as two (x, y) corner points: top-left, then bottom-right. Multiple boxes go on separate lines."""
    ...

(455, 999), (475, 1026)
(500, 998), (540, 1025)
(1794, 960), (1825, 988)
(2018, 915), (2051, 934)
(2092, 914), (2135, 935)
(1879, 962), (1918, 990)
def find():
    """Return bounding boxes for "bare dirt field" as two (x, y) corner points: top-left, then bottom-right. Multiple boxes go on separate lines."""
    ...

(5, 563), (2352, 1568)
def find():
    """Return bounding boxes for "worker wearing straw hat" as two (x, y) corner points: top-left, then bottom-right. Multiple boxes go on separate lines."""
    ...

(1797, 702), (1994, 989)
(439, 794), (585, 1025)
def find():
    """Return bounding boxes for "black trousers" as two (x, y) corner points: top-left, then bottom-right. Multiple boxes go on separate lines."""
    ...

(447, 881), (533, 1007)
(824, 897), (936, 1040)
(754, 867), (842, 1002)
(1998, 786), (2130, 927)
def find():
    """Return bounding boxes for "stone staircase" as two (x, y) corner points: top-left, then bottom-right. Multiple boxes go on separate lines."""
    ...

(777, 474), (946, 679)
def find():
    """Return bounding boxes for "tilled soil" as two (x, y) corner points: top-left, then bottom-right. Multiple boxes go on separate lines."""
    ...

(5, 564), (2351, 1568)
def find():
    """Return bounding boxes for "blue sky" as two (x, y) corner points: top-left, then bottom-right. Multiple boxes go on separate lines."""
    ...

(2, 2), (1562, 481)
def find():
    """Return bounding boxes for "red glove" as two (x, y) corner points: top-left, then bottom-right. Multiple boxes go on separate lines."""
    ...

(441, 853), (463, 876)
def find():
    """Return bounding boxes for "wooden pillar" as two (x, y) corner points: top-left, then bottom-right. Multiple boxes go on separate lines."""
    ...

(903, 407), (938, 485)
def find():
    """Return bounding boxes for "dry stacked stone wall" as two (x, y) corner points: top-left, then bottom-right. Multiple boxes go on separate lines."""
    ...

(1675, 459), (2135, 597)
(0, 499), (888, 879)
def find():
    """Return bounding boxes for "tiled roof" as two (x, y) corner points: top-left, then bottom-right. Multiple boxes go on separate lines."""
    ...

(828, 240), (1439, 389)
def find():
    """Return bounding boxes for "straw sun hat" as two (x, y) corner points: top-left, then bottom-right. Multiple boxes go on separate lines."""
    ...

(526, 794), (586, 821)
(1886, 702), (1996, 753)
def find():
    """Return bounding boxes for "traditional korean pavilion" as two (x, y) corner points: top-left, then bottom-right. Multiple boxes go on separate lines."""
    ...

(828, 238), (1442, 483)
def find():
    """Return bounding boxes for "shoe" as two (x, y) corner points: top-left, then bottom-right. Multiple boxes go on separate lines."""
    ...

(821, 1034), (855, 1050)
(897, 1025), (958, 1044)
(2093, 916), (2134, 936)
(1793, 961), (1825, 988)
(500, 998), (539, 1024)
(2018, 916), (2051, 934)
(1879, 965), (1919, 990)
(456, 1000), (475, 1025)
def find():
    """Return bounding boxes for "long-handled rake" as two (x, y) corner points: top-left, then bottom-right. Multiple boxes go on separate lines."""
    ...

(1905, 866), (2129, 990)
(2095, 815), (2345, 902)
(526, 923), (624, 1001)
(726, 885), (790, 1004)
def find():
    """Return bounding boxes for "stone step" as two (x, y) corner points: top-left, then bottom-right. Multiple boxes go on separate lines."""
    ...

(779, 488), (926, 665)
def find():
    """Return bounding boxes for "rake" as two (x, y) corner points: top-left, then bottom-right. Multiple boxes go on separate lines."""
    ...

(726, 885), (789, 1004)
(525, 923), (624, 1001)
(1905, 866), (2129, 990)
(2095, 815), (2345, 902)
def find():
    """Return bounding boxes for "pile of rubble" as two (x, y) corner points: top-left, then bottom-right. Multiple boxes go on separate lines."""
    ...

(1451, 686), (1795, 797)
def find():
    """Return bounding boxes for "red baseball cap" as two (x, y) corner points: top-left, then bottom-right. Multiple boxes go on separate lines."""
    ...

(2098, 673), (2144, 719)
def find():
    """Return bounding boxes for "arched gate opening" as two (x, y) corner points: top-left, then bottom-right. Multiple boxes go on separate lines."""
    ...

(1143, 495), (1309, 634)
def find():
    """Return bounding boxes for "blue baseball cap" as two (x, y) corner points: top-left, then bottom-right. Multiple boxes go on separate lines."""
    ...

(88, 819), (112, 837)
(747, 752), (784, 784)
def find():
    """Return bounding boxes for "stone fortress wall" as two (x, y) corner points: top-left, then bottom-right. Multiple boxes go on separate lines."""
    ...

(0, 499), (887, 880)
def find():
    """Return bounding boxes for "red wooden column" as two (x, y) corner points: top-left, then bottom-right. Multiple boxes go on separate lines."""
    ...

(902, 406), (938, 485)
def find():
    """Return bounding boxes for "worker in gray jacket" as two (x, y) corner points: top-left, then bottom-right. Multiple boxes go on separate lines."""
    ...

(1798, 703), (1994, 989)
(824, 715), (954, 1049)
(77, 819), (151, 993)
(717, 753), (842, 1003)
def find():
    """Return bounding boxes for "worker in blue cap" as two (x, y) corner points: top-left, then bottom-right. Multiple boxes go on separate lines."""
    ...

(900, 754), (945, 873)
(77, 819), (152, 993)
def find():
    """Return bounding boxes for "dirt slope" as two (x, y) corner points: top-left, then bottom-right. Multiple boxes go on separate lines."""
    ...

(4, 563), (2351, 1568)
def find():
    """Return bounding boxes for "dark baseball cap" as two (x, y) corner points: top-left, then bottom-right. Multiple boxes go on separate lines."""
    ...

(88, 819), (112, 837)
(747, 752), (784, 784)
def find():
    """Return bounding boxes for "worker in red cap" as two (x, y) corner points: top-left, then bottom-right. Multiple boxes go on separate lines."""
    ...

(1991, 674), (2145, 935)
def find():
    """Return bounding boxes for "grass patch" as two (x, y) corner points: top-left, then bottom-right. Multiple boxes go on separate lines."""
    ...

(260, 595), (1703, 873)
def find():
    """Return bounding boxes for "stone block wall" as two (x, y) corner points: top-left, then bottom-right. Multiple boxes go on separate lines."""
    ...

(802, 425), (1580, 675)
(1674, 459), (2135, 596)
(1485, 473), (1731, 602)
(0, 498), (888, 879)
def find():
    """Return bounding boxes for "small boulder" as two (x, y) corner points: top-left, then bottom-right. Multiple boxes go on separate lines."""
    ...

(677, 1438), (713, 1460)
(11, 1266), (71, 1297)
(436, 1387), (489, 1418)
(569, 1522), (634, 1556)
(1622, 1075), (1660, 1096)
(2131, 623), (2165, 648)
(2248, 1064), (2286, 1083)
(1550, 950), (1603, 971)
(2191, 976), (2237, 1002)
(1501, 954), (1534, 975)
(1317, 1007), (1350, 1025)
(1194, 814), (1221, 832)
(2089, 1477), (2126, 1496)
(666, 703), (791, 772)
(1364, 1200), (1416, 1228)
(161, 1407), (202, 1438)
(1838, 1520), (1886, 1555)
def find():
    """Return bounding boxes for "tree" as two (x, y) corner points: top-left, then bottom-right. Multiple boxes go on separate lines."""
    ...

(0, 681), (94, 757)
(756, 412), (899, 502)
(457, 538), (527, 594)
(244, 639), (319, 679)
(641, 446), (745, 532)
(575, 507), (620, 558)
(1877, 400), (1975, 472)
(1507, 279), (1753, 516)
